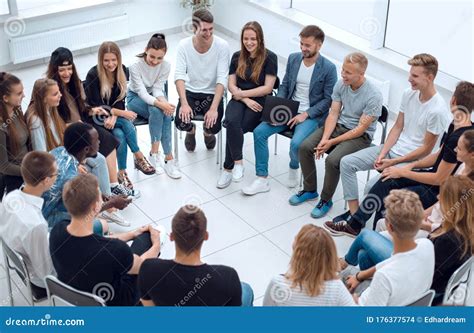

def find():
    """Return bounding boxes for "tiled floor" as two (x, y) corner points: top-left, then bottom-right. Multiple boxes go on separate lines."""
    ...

(1, 31), (392, 306)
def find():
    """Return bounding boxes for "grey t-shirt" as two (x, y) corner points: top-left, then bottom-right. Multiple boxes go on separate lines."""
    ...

(331, 79), (383, 139)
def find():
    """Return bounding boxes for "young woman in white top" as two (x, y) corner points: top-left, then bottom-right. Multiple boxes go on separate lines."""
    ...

(127, 33), (180, 179)
(263, 224), (355, 306)
(26, 78), (65, 152)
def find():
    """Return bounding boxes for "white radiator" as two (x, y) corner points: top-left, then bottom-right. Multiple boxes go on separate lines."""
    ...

(8, 15), (130, 64)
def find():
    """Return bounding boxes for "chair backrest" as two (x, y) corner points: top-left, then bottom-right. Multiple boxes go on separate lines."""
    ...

(379, 105), (388, 123)
(2, 238), (28, 284)
(407, 289), (435, 306)
(44, 275), (106, 307)
(443, 256), (473, 305)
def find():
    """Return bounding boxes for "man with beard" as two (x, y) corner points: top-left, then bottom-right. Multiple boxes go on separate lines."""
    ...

(243, 25), (337, 195)
(290, 52), (383, 219)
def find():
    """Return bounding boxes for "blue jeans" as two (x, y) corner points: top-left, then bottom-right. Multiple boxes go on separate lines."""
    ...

(85, 153), (111, 196)
(126, 91), (172, 155)
(112, 117), (140, 171)
(344, 229), (393, 270)
(241, 282), (254, 307)
(253, 118), (319, 177)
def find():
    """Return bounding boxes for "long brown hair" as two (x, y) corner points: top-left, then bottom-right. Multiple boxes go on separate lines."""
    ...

(27, 78), (66, 151)
(0, 72), (28, 155)
(432, 176), (474, 257)
(97, 41), (127, 102)
(236, 21), (267, 84)
(286, 225), (339, 297)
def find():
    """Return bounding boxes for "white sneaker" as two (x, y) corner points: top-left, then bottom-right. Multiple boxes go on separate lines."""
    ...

(163, 159), (182, 179)
(242, 177), (270, 196)
(149, 152), (165, 175)
(288, 168), (299, 188)
(232, 164), (244, 182)
(99, 210), (131, 227)
(217, 170), (233, 189)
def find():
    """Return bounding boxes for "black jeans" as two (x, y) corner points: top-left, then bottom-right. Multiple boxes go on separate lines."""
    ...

(349, 172), (439, 230)
(175, 90), (224, 134)
(223, 99), (262, 170)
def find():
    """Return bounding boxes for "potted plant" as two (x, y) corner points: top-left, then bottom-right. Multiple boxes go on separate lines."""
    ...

(180, 0), (214, 11)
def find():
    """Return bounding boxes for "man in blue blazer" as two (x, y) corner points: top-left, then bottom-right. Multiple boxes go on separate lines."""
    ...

(243, 25), (337, 196)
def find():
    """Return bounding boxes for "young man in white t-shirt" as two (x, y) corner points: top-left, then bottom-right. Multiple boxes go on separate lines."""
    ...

(174, 9), (230, 152)
(0, 151), (57, 299)
(335, 54), (450, 222)
(340, 190), (435, 306)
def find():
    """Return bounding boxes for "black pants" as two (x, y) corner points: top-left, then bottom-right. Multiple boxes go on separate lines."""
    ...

(175, 90), (224, 134)
(223, 99), (262, 170)
(350, 171), (439, 230)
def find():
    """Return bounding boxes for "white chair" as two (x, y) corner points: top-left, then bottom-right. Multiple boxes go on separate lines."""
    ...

(406, 289), (435, 306)
(2, 238), (47, 306)
(442, 256), (473, 306)
(44, 275), (106, 307)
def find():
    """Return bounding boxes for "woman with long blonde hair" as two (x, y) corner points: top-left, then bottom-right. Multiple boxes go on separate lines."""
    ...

(263, 224), (354, 306)
(26, 78), (66, 151)
(217, 21), (277, 189)
(85, 41), (154, 192)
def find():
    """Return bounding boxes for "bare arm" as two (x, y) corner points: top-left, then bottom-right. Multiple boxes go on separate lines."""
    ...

(330, 114), (376, 145)
(321, 101), (342, 140)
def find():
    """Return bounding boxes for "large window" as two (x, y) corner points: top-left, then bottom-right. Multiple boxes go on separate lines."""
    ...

(1, 0), (113, 18)
(0, 0), (9, 15)
(384, 0), (472, 81)
(256, 0), (473, 81)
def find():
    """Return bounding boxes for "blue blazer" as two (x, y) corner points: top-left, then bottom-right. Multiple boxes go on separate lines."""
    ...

(277, 52), (337, 123)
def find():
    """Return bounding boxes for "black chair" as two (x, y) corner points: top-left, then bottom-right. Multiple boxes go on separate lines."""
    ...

(132, 81), (169, 127)
(406, 289), (436, 306)
(2, 238), (47, 306)
(44, 275), (106, 307)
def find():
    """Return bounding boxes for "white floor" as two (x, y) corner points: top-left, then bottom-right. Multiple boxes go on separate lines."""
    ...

(1, 31), (390, 306)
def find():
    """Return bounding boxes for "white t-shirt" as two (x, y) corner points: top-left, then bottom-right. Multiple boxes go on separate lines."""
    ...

(174, 35), (230, 94)
(359, 238), (434, 306)
(128, 57), (171, 105)
(0, 189), (56, 287)
(391, 89), (450, 157)
(263, 274), (355, 306)
(292, 62), (314, 113)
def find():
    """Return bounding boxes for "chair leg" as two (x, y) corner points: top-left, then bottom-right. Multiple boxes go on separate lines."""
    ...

(299, 172), (303, 188)
(366, 170), (371, 182)
(174, 126), (179, 167)
(218, 131), (223, 169)
(4, 260), (14, 306)
(216, 131), (220, 165)
(344, 200), (348, 210)
(274, 135), (278, 155)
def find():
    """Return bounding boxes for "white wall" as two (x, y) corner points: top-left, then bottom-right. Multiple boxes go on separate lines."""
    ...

(0, 0), (189, 68)
(212, 0), (455, 118)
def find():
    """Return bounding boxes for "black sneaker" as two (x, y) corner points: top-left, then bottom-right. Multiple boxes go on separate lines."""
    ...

(323, 220), (360, 238)
(203, 131), (216, 150)
(185, 123), (196, 152)
(111, 184), (141, 200)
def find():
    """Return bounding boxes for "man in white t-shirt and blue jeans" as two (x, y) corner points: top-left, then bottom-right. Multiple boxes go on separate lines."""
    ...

(335, 53), (450, 223)
(174, 9), (230, 152)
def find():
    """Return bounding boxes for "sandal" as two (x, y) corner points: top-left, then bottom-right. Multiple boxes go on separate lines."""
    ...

(134, 157), (156, 175)
(118, 171), (134, 190)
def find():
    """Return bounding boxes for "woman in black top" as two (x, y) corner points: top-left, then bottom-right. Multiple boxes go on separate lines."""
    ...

(46, 47), (133, 197)
(217, 21), (278, 189)
(85, 42), (155, 190)
(0, 72), (30, 196)
(429, 173), (473, 305)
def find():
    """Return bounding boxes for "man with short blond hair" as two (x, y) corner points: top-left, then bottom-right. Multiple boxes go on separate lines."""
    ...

(289, 52), (383, 219)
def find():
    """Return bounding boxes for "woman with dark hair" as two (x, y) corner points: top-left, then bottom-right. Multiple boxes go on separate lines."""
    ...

(46, 47), (136, 198)
(217, 21), (277, 189)
(127, 33), (181, 179)
(0, 72), (30, 195)
(85, 42), (155, 191)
